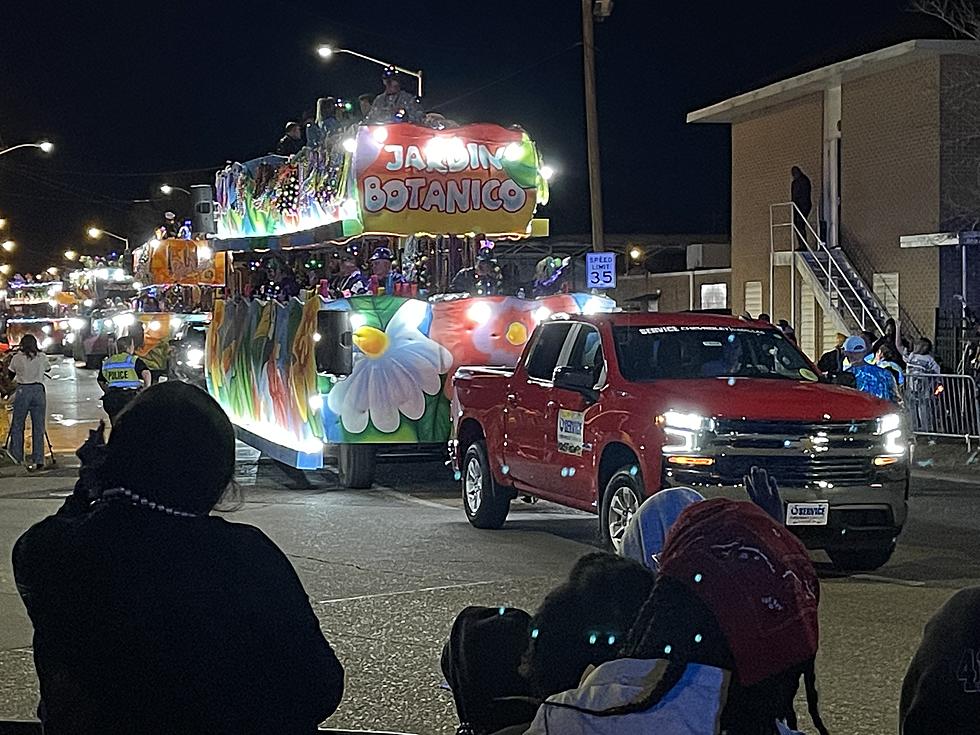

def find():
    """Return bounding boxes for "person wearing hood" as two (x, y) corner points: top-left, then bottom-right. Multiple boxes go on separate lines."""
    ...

(440, 606), (537, 735)
(619, 487), (704, 573)
(525, 498), (829, 735)
(441, 554), (654, 735)
(900, 586), (980, 734)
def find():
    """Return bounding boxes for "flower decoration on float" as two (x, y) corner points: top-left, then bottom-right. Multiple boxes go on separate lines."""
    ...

(327, 300), (452, 434)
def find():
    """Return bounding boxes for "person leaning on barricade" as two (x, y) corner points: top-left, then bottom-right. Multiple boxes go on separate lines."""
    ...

(12, 382), (344, 734)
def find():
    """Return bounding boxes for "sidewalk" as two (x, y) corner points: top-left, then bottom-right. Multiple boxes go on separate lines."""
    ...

(911, 437), (979, 484)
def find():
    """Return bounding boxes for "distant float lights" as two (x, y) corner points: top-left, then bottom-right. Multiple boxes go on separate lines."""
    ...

(540, 164), (555, 181)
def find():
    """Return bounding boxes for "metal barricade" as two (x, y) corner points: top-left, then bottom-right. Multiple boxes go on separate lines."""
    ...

(905, 371), (980, 448)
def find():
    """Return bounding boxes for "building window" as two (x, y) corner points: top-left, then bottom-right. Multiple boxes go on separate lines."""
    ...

(744, 280), (763, 317)
(700, 283), (728, 310)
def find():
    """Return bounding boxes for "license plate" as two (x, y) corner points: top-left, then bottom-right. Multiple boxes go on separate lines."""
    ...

(785, 501), (830, 526)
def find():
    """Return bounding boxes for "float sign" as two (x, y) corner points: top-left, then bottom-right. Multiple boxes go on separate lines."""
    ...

(586, 252), (616, 289)
(353, 123), (541, 236)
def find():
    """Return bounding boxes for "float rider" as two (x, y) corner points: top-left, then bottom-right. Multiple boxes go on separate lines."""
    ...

(449, 246), (501, 296)
(369, 247), (407, 295)
(99, 335), (152, 422)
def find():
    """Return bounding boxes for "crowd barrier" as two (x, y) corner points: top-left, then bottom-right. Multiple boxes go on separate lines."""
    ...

(0, 723), (416, 735)
(905, 371), (980, 448)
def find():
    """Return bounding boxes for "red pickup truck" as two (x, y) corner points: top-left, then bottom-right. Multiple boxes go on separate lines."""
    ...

(451, 312), (909, 571)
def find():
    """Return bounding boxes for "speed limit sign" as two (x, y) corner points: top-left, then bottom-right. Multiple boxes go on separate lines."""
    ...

(585, 252), (616, 289)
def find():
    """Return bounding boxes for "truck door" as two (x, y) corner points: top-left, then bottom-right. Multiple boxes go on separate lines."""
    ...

(504, 322), (574, 489)
(541, 323), (606, 504)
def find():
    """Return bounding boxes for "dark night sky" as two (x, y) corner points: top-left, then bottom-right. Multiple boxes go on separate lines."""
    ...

(0, 0), (952, 270)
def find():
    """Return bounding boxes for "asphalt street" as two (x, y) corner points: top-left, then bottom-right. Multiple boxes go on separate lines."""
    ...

(0, 359), (978, 733)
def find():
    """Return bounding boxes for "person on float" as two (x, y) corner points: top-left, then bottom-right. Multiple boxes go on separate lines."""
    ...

(368, 247), (407, 295)
(335, 251), (370, 298)
(449, 247), (501, 296)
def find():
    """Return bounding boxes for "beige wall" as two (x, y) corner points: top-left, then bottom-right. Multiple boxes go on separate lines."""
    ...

(840, 58), (941, 337)
(614, 271), (731, 312)
(730, 95), (824, 321)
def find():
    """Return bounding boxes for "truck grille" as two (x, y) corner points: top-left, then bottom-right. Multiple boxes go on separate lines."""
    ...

(670, 419), (883, 488)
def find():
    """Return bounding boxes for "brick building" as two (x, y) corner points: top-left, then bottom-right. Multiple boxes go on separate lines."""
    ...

(688, 40), (980, 362)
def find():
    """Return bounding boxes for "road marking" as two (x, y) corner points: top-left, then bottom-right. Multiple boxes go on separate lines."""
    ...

(846, 574), (926, 587)
(376, 487), (456, 511)
(912, 470), (977, 485)
(317, 580), (500, 604)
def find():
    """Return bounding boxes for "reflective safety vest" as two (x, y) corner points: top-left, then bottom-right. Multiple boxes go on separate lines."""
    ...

(101, 352), (142, 390)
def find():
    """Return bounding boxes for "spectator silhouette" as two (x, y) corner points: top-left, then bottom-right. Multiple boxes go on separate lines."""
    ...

(13, 382), (344, 734)
(791, 166), (812, 249)
(901, 586), (980, 733)
(524, 499), (828, 735)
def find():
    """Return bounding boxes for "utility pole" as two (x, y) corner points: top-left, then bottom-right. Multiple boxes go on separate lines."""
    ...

(582, 0), (609, 252)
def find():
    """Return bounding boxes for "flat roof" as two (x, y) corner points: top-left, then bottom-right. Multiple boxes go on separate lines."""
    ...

(687, 39), (980, 124)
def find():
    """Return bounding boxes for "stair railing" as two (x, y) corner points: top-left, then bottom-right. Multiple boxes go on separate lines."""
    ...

(770, 201), (885, 335)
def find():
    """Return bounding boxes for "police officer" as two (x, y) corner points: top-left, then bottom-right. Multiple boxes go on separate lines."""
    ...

(99, 335), (152, 421)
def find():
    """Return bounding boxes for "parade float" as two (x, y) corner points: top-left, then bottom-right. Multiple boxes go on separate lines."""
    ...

(123, 237), (224, 377)
(2, 280), (72, 354)
(208, 120), (611, 487)
(65, 263), (137, 368)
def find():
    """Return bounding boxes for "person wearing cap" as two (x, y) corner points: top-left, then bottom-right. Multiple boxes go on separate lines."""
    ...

(450, 247), (501, 296)
(334, 252), (370, 298)
(366, 67), (423, 124)
(368, 247), (406, 295)
(524, 498), (829, 735)
(275, 121), (304, 156)
(844, 334), (900, 402)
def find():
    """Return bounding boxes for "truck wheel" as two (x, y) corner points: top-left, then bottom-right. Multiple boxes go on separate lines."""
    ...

(462, 440), (510, 529)
(828, 543), (896, 573)
(337, 444), (376, 489)
(600, 467), (643, 551)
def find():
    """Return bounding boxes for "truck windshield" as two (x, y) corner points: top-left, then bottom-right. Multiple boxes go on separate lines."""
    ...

(612, 325), (819, 382)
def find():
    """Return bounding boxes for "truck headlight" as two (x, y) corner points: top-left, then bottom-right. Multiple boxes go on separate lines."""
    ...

(69, 317), (86, 331)
(658, 410), (714, 453)
(186, 348), (205, 368)
(875, 412), (906, 457)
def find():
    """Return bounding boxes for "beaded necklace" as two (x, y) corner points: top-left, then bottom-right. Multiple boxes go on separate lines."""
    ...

(100, 487), (202, 518)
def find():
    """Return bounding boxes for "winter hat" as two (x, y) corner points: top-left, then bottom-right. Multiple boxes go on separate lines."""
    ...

(658, 498), (820, 686)
(441, 606), (536, 734)
(619, 487), (704, 573)
(900, 587), (980, 734)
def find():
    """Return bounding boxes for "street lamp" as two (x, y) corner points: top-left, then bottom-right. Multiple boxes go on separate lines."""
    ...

(64, 249), (78, 261)
(87, 226), (130, 254)
(0, 218), (6, 230)
(160, 184), (191, 196)
(0, 264), (10, 276)
(0, 141), (53, 157)
(46, 267), (59, 276)
(1, 240), (15, 253)
(316, 45), (423, 97)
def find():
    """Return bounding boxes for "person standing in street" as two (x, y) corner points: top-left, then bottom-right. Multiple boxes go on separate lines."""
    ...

(99, 335), (151, 421)
(8, 334), (49, 471)
(791, 166), (812, 249)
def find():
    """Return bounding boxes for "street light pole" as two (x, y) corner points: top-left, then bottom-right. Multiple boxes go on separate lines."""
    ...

(582, 0), (605, 252)
(87, 227), (130, 255)
(160, 184), (192, 196)
(317, 46), (423, 98)
(0, 141), (54, 157)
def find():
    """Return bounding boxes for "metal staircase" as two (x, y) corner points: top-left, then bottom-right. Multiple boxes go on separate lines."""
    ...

(770, 202), (890, 337)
